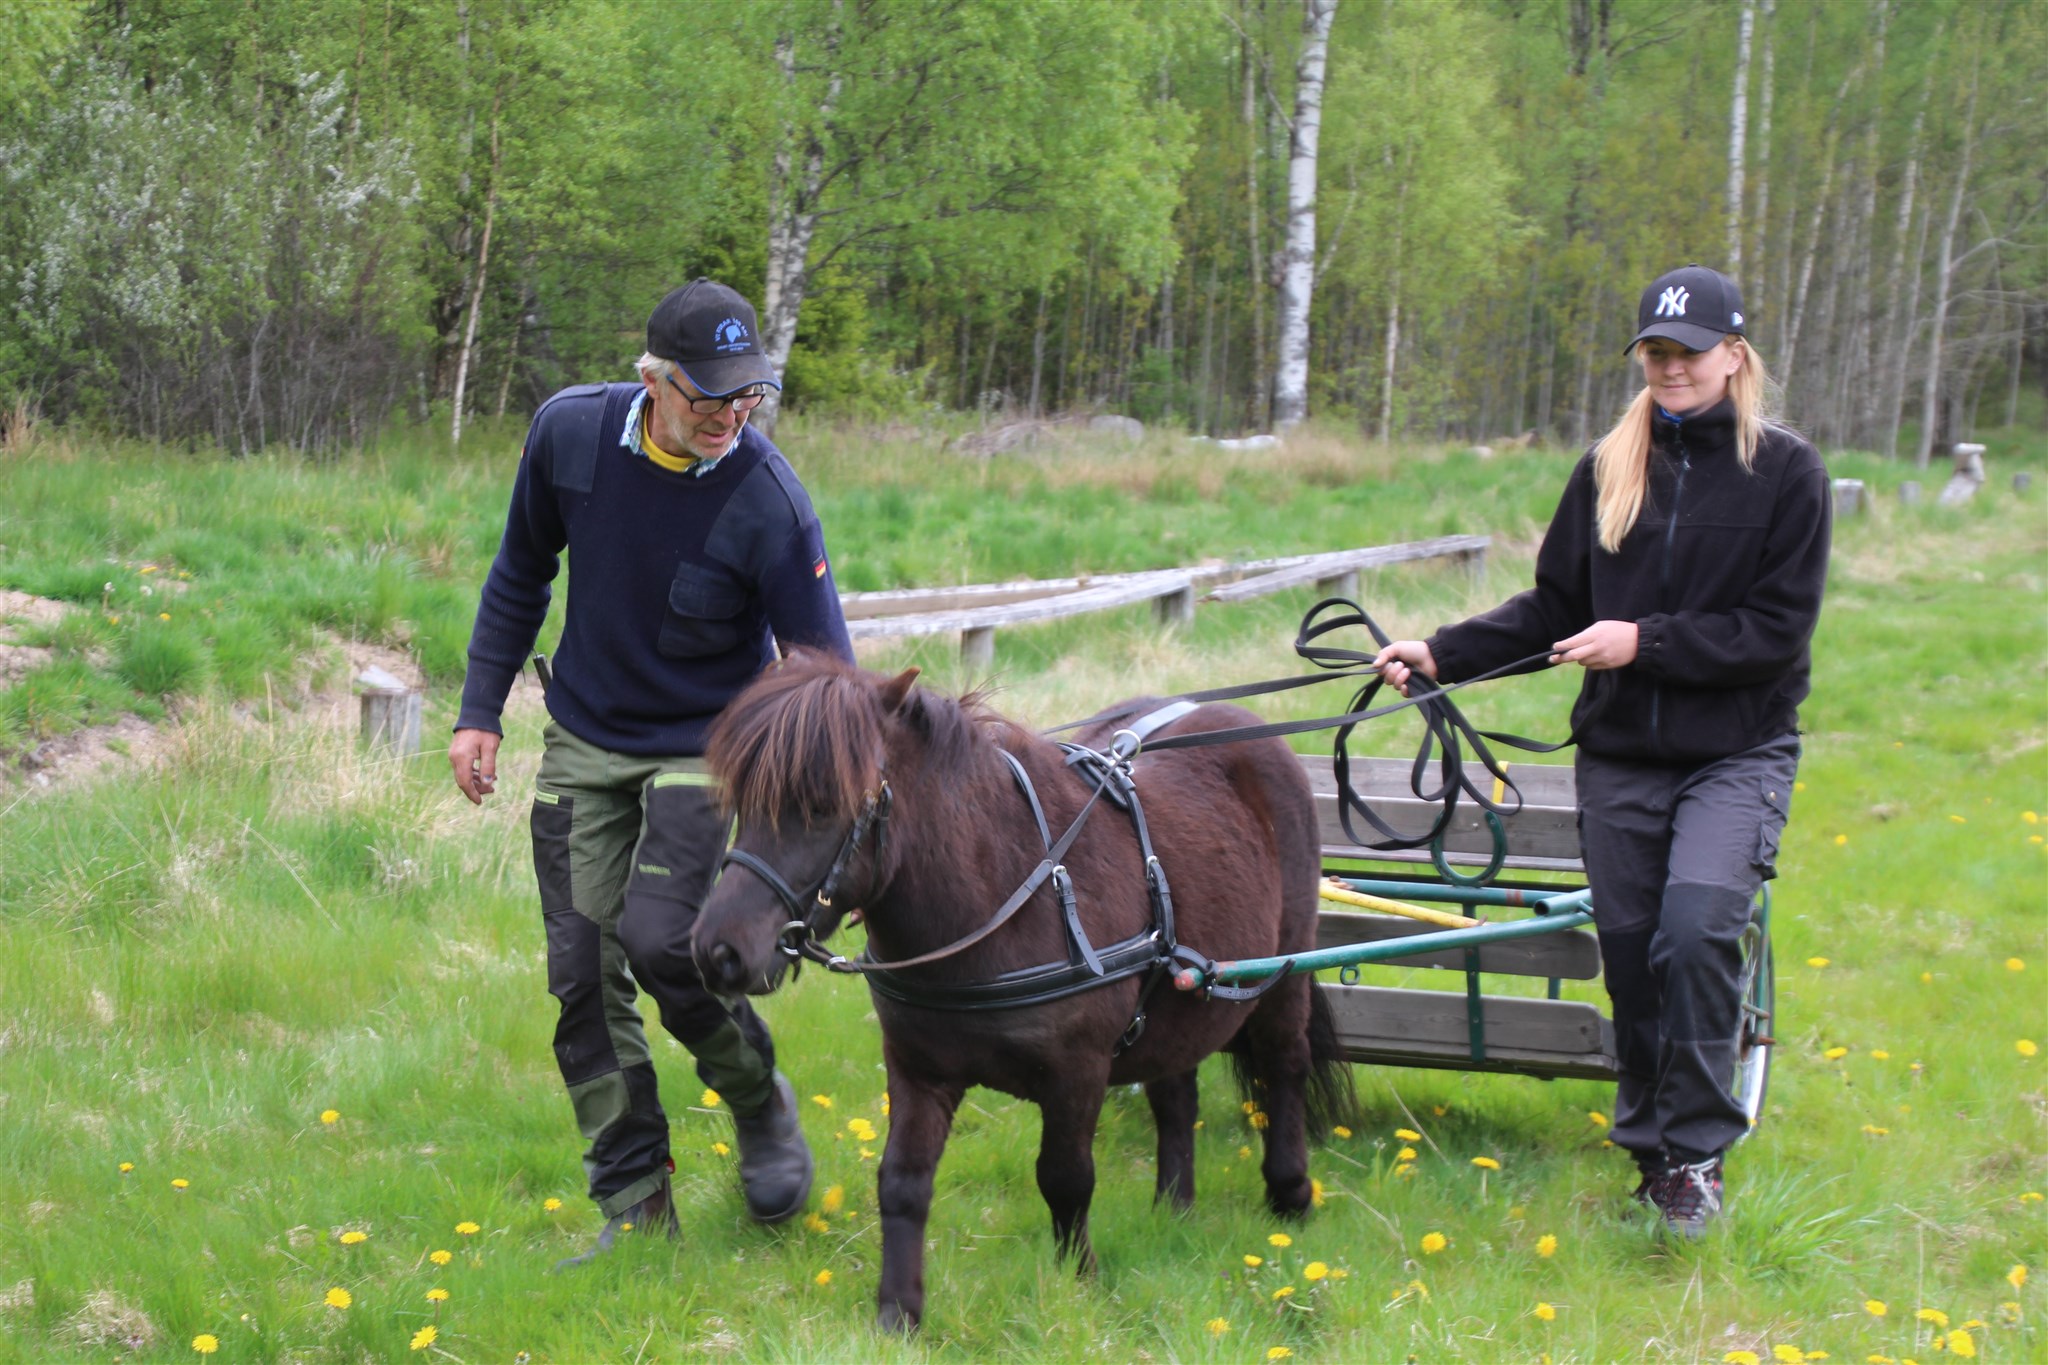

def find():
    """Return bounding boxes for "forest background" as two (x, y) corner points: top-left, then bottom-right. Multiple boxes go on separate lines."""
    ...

(1, 0), (2042, 463)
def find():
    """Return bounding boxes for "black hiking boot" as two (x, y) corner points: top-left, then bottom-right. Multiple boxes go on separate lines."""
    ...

(1651, 1153), (1725, 1239)
(1629, 1151), (1667, 1211)
(554, 1173), (678, 1270)
(733, 1072), (813, 1223)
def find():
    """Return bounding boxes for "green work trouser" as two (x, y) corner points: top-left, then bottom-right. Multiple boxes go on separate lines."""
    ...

(531, 721), (777, 1217)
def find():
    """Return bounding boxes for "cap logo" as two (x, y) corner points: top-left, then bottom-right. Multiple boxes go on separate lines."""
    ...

(1655, 286), (1690, 318)
(713, 317), (751, 353)
(1731, 311), (1743, 327)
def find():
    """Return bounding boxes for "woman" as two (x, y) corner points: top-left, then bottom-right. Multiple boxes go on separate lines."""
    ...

(1374, 264), (1831, 1238)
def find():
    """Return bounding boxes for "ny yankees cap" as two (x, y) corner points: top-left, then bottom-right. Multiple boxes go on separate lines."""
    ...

(1625, 264), (1746, 354)
(647, 278), (782, 395)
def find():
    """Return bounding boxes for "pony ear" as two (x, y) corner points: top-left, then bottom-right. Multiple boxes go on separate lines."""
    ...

(879, 666), (921, 713)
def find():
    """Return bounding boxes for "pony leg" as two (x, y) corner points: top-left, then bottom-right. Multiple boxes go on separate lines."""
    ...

(1145, 1070), (1199, 1210)
(875, 1068), (962, 1334)
(1036, 1080), (1109, 1274)
(1242, 981), (1316, 1217)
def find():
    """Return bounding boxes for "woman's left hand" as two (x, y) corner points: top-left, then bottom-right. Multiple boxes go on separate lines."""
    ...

(1551, 620), (1639, 670)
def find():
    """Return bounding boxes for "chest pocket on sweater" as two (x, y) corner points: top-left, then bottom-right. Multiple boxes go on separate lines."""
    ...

(658, 563), (749, 658)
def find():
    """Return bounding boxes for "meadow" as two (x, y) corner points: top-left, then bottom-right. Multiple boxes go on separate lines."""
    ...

(0, 418), (2043, 1363)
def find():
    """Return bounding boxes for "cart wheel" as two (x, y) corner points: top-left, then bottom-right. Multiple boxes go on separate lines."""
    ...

(1731, 888), (1775, 1134)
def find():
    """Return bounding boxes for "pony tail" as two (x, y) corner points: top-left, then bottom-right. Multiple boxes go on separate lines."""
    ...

(1592, 385), (1658, 553)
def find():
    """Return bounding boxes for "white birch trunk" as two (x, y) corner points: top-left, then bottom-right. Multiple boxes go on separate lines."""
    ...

(1881, 52), (1935, 458)
(450, 97), (500, 449)
(1750, 0), (1775, 299)
(1273, 0), (1337, 431)
(1915, 73), (1978, 470)
(1726, 0), (1754, 273)
(1378, 274), (1400, 442)
(757, 12), (841, 438)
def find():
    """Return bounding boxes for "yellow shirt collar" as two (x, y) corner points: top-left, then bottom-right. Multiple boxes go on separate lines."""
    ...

(638, 409), (699, 473)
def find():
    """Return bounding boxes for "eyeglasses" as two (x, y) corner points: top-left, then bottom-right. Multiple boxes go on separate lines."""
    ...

(664, 372), (767, 416)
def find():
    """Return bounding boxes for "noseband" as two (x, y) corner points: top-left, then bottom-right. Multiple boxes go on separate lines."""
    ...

(719, 782), (893, 971)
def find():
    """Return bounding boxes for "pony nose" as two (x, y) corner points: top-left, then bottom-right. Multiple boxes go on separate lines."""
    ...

(699, 939), (749, 993)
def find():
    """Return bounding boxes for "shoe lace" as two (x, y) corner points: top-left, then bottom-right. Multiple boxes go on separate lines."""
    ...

(1661, 1159), (1721, 1221)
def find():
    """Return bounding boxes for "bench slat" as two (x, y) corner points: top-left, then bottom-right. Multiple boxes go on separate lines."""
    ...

(1322, 984), (1618, 1080)
(1314, 909), (1602, 979)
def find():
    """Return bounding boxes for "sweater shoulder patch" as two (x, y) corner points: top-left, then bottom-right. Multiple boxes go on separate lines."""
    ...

(531, 384), (617, 494)
(704, 457), (816, 571)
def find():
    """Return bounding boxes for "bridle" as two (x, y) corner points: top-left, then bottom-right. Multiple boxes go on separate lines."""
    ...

(719, 781), (893, 972)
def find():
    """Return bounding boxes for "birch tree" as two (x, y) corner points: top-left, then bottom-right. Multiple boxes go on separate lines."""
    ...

(1272, 0), (1337, 431)
(1726, 0), (1753, 274)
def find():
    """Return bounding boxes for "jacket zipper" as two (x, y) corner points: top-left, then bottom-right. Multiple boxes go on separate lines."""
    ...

(1651, 436), (1692, 751)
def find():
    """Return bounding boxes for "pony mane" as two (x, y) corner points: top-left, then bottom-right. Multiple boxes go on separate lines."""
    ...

(707, 652), (1014, 830)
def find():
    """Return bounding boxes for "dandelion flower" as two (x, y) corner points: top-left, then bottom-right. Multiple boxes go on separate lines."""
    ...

(1865, 1300), (1888, 1316)
(1862, 1125), (1890, 1136)
(1533, 1302), (1557, 1322)
(1536, 1234), (1558, 1258)
(811, 1094), (833, 1109)
(700, 1089), (721, 1107)
(2026, 811), (2040, 824)
(1915, 1308), (1949, 1328)
(1824, 1046), (1849, 1060)
(193, 1335), (220, 1354)
(1304, 1261), (1329, 1281)
(320, 1110), (340, 1125)
(712, 1142), (730, 1157)
(1948, 1329), (1976, 1359)
(1272, 1285), (1295, 1300)
(1268, 1232), (1292, 1248)
(1406, 1278), (1428, 1298)
(2018, 1039), (2038, 1057)
(1311, 1178), (1325, 1208)
(1834, 834), (1848, 847)
(119, 1162), (134, 1174)
(2008, 1264), (2028, 1290)
(1920, 971), (1934, 983)
(1249, 1111), (1270, 1130)
(2008, 958), (2026, 972)
(848, 1119), (877, 1142)
(324, 1287), (352, 1310)
(1206, 1318), (1230, 1334)
(1238, 1145), (1253, 1160)
(1395, 1163), (1416, 1178)
(339, 1231), (367, 1246)
(1588, 1111), (1609, 1127)
(803, 1213), (830, 1234)
(429, 1249), (452, 1266)
(1396, 1146), (1417, 1162)
(1723, 1352), (1760, 1365)
(1267, 1349), (1293, 1361)
(1774, 1347), (1806, 1363)
(172, 1178), (190, 1190)
(1472, 1156), (1501, 1170)
(1396, 1128), (1422, 1142)
(1871, 1050), (1890, 1060)
(1807, 957), (1830, 968)
(1244, 1254), (1263, 1269)
(1432, 1105), (1448, 1116)
(426, 1288), (448, 1303)
(814, 1270), (832, 1286)
(543, 1197), (562, 1212)
(1332, 1125), (1352, 1139)
(2021, 1191), (2044, 1203)
(410, 1325), (437, 1351)
(455, 1221), (479, 1236)
(1420, 1231), (1447, 1254)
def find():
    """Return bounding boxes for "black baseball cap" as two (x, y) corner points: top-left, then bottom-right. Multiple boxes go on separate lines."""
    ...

(646, 278), (782, 395)
(1625, 264), (1746, 354)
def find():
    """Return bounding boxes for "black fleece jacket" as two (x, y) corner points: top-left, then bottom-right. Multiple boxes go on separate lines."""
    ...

(1428, 399), (1831, 763)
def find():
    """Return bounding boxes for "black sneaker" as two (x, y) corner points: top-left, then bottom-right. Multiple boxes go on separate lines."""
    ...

(1652, 1154), (1724, 1239)
(1629, 1153), (1667, 1209)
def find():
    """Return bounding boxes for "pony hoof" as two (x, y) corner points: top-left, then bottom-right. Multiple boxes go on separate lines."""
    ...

(876, 1302), (920, 1335)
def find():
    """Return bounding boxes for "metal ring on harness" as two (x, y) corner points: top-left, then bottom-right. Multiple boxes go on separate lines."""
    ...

(1431, 806), (1509, 887)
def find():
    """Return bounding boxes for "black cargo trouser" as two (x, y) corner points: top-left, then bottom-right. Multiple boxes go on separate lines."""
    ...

(531, 721), (778, 1217)
(1575, 733), (1799, 1164)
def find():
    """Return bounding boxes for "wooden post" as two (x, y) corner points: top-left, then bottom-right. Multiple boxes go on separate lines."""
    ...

(1458, 545), (1487, 583)
(1152, 585), (1196, 628)
(1314, 569), (1360, 603)
(1831, 478), (1867, 518)
(1899, 481), (1921, 505)
(2014, 471), (2033, 494)
(1938, 442), (1987, 507)
(357, 666), (421, 758)
(960, 627), (995, 675)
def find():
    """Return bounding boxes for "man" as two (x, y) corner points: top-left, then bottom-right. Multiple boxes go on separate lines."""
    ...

(450, 278), (853, 1265)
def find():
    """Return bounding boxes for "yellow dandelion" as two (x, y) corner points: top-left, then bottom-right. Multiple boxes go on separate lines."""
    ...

(1915, 1308), (1949, 1328)
(1834, 834), (1848, 847)
(1311, 1178), (1325, 1208)
(429, 1249), (452, 1266)
(1536, 1233), (1558, 1258)
(1508, 1205), (1526, 1219)
(1333, 1125), (1353, 1139)
(1249, 1111), (1270, 1130)
(1206, 1317), (1230, 1334)
(859, 1147), (876, 1160)
(1948, 1329), (1976, 1359)
(811, 1094), (833, 1109)
(1330, 1268), (1349, 1280)
(1472, 1156), (1501, 1170)
(2008, 1264), (2028, 1290)
(1238, 1145), (1253, 1160)
(1807, 957), (1830, 968)
(1867, 1356), (1895, 1364)
(1824, 1046), (1849, 1060)
(1774, 1347), (1805, 1364)
(2007, 958), (2025, 972)
(1920, 971), (1934, 983)
(814, 1269), (832, 1286)
(193, 1334), (220, 1354)
(803, 1213), (830, 1234)
(1267, 1349), (1293, 1361)
(1395, 1162), (1416, 1178)
(455, 1221), (479, 1236)
(1396, 1127), (1422, 1141)
(171, 1178), (190, 1190)
(543, 1197), (562, 1212)
(2026, 811), (2040, 824)
(712, 1141), (730, 1156)
(1432, 1105), (1448, 1116)
(119, 1162), (134, 1174)
(700, 1089), (721, 1107)
(1588, 1111), (1609, 1127)
(1871, 1050), (1891, 1060)
(2021, 1191), (2044, 1203)
(410, 1324), (437, 1351)
(1533, 1302), (1557, 1322)
(1420, 1231), (1447, 1254)
(1406, 1278), (1429, 1297)
(1244, 1254), (1263, 1269)
(426, 1288), (448, 1303)
(1866, 1300), (1888, 1316)
(1397, 1146), (1417, 1161)
(157, 612), (170, 621)
(881, 1091), (890, 1116)
(324, 1287), (352, 1310)
(2018, 1039), (2038, 1057)
(320, 1110), (340, 1125)
(1268, 1232), (1292, 1248)
(1862, 1125), (1890, 1136)
(820, 1184), (846, 1214)
(848, 1118), (877, 1142)
(1242, 1100), (1258, 1115)
(1272, 1285), (1295, 1301)
(1723, 1352), (1760, 1365)
(1948, 814), (1967, 824)
(1304, 1261), (1329, 1281)
(339, 1230), (367, 1246)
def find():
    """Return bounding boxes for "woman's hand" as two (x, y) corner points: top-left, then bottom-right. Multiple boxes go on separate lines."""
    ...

(1551, 620), (1639, 670)
(1371, 640), (1438, 697)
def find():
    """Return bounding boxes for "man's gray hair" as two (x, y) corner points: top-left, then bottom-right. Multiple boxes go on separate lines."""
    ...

(635, 352), (677, 383)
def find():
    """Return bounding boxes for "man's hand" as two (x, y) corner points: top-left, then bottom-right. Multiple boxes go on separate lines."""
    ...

(1370, 640), (1438, 697)
(450, 728), (502, 805)
(1551, 620), (1639, 670)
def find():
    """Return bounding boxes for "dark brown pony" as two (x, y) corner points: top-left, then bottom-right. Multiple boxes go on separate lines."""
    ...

(691, 653), (1352, 1333)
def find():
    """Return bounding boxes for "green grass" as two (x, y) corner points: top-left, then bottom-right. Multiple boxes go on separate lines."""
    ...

(0, 420), (2043, 1361)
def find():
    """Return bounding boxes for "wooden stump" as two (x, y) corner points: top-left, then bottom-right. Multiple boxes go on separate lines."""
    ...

(357, 666), (421, 758)
(960, 626), (996, 675)
(1831, 478), (1867, 518)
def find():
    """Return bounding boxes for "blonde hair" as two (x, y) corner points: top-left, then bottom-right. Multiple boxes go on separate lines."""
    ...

(1591, 337), (1775, 553)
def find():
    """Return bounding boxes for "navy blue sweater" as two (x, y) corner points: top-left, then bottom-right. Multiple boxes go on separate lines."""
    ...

(457, 382), (854, 756)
